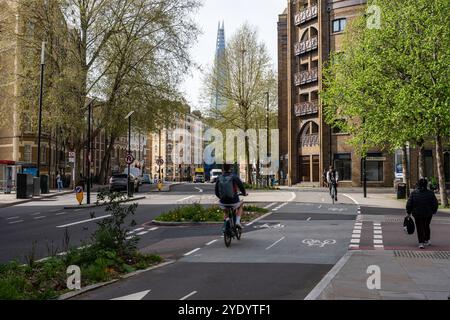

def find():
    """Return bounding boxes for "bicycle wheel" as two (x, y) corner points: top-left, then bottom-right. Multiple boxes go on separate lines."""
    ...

(236, 226), (242, 240)
(224, 232), (232, 247)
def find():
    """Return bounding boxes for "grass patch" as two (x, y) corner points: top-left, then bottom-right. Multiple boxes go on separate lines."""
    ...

(155, 203), (269, 223)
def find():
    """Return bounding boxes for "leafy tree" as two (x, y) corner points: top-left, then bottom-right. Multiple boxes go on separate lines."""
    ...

(322, 0), (449, 206)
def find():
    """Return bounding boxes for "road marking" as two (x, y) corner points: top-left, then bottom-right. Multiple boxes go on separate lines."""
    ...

(194, 187), (203, 193)
(55, 212), (67, 216)
(111, 290), (151, 300)
(272, 202), (288, 211)
(184, 248), (201, 256)
(245, 210), (274, 226)
(342, 194), (359, 204)
(318, 205), (322, 209)
(374, 230), (382, 234)
(6, 216), (20, 220)
(373, 222), (384, 249)
(136, 231), (148, 236)
(353, 226), (362, 230)
(177, 195), (194, 202)
(149, 227), (159, 231)
(8, 220), (24, 224)
(126, 236), (134, 240)
(350, 238), (360, 244)
(56, 214), (111, 228)
(206, 239), (218, 246)
(180, 291), (197, 301)
(34, 216), (46, 220)
(30, 212), (41, 216)
(133, 227), (145, 232)
(265, 236), (285, 250)
(374, 234), (383, 239)
(288, 192), (296, 202)
(306, 217), (312, 221)
(263, 202), (277, 209)
(351, 233), (361, 238)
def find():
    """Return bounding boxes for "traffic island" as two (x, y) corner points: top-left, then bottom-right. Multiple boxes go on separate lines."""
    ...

(151, 203), (269, 226)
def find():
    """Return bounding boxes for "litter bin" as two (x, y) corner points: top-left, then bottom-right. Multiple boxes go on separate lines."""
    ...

(33, 177), (41, 196)
(16, 173), (33, 199)
(397, 183), (406, 199)
(40, 174), (49, 194)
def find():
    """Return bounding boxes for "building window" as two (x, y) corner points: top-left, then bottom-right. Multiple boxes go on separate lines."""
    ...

(332, 18), (347, 33)
(334, 153), (351, 181)
(24, 145), (31, 162)
(365, 153), (384, 182)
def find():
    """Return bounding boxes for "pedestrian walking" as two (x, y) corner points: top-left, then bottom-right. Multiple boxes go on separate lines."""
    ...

(406, 178), (438, 249)
(56, 172), (63, 192)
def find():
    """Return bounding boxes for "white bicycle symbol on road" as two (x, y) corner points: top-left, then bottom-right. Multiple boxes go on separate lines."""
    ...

(302, 239), (336, 248)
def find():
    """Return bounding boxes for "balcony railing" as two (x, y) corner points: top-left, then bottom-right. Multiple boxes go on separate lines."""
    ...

(294, 37), (318, 56)
(302, 134), (319, 147)
(294, 5), (318, 26)
(294, 68), (318, 86)
(294, 100), (319, 117)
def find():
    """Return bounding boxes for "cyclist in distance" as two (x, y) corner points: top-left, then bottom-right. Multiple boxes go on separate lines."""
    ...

(215, 163), (248, 229)
(326, 165), (339, 202)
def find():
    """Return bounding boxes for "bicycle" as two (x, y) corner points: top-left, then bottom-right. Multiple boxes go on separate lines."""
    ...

(223, 205), (242, 247)
(330, 181), (337, 204)
(222, 193), (246, 247)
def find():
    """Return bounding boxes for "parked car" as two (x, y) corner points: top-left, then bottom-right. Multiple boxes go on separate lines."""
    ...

(194, 173), (205, 183)
(210, 169), (222, 183)
(109, 173), (139, 192)
(142, 174), (152, 184)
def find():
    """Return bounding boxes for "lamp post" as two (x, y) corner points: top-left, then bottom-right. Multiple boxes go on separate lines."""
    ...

(36, 41), (45, 179)
(265, 91), (270, 187)
(125, 111), (135, 198)
(86, 100), (93, 204)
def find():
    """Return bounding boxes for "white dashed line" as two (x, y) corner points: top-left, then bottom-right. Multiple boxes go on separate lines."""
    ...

(136, 231), (148, 236)
(373, 222), (384, 249)
(6, 216), (20, 220)
(306, 217), (312, 221)
(8, 220), (24, 224)
(349, 211), (362, 250)
(34, 216), (46, 220)
(184, 248), (201, 256)
(265, 236), (285, 250)
(149, 227), (159, 231)
(206, 239), (218, 246)
(180, 291), (197, 300)
(272, 202), (288, 211)
(55, 212), (67, 216)
(133, 227), (145, 232)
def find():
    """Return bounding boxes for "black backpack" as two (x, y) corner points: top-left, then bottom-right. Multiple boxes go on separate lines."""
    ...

(403, 216), (415, 235)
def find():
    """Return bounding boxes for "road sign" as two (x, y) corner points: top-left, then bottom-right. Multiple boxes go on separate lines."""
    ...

(69, 151), (75, 163)
(75, 186), (84, 205)
(156, 158), (164, 166)
(125, 153), (135, 165)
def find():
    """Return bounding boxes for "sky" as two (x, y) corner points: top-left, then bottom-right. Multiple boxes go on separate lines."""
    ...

(180, 0), (287, 111)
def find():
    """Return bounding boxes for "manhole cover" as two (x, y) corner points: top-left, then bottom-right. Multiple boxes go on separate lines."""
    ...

(394, 250), (450, 260)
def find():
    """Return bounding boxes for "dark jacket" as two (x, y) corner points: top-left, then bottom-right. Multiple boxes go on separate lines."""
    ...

(215, 172), (246, 204)
(406, 188), (439, 217)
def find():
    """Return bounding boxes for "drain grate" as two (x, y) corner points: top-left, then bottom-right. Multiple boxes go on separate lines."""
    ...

(394, 250), (450, 260)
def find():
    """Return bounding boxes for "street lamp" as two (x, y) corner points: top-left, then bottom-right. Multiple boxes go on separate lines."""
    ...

(265, 91), (270, 187)
(36, 41), (46, 179)
(125, 111), (135, 198)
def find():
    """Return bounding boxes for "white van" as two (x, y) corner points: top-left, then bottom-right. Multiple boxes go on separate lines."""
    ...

(210, 169), (222, 183)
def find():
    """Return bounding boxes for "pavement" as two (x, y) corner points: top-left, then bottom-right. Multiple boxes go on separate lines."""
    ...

(0, 189), (73, 208)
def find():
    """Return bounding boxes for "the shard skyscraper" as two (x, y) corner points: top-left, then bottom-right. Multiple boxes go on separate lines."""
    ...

(213, 21), (226, 111)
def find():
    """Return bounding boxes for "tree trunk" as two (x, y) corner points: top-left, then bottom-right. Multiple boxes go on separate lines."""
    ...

(435, 134), (449, 207)
(418, 140), (425, 179)
(245, 136), (252, 185)
(99, 134), (116, 185)
(402, 144), (411, 197)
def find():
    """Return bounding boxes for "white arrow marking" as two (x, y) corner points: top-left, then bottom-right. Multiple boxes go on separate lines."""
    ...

(111, 290), (151, 300)
(177, 195), (194, 202)
(195, 187), (203, 193)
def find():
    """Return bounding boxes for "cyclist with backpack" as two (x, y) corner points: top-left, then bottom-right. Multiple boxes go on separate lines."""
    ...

(215, 163), (248, 229)
(326, 165), (339, 202)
